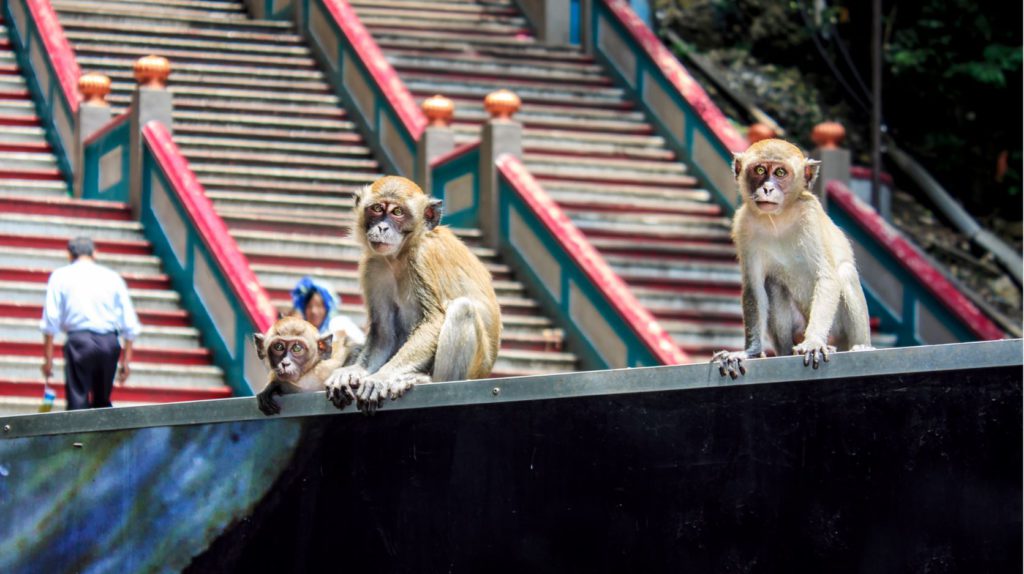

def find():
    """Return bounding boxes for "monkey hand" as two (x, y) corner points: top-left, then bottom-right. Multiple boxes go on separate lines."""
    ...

(356, 372), (428, 415)
(325, 365), (367, 410)
(792, 339), (837, 369)
(257, 382), (283, 416)
(711, 350), (751, 379)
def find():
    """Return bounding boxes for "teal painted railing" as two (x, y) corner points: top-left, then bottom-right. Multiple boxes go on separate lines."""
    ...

(80, 112), (130, 202)
(296, 0), (426, 181)
(578, 0), (1005, 344)
(139, 122), (276, 396)
(496, 155), (689, 369)
(429, 142), (481, 229)
(3, 0), (80, 181)
(585, 0), (747, 211)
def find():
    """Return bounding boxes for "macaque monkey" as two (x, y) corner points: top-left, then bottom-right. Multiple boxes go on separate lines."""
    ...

(325, 176), (501, 414)
(713, 139), (872, 378)
(253, 316), (353, 415)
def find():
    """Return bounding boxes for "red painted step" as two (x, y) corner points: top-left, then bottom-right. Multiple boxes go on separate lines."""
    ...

(0, 233), (152, 256)
(0, 340), (212, 366)
(0, 166), (62, 180)
(0, 196), (132, 220)
(0, 379), (232, 403)
(0, 88), (30, 100)
(0, 302), (190, 327)
(0, 267), (171, 290)
(0, 141), (52, 153)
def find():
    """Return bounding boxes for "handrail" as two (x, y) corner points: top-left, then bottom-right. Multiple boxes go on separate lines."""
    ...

(24, 0), (79, 112)
(599, 0), (746, 153)
(319, 0), (426, 140)
(142, 122), (275, 333)
(827, 180), (1004, 341)
(497, 154), (690, 366)
(430, 141), (481, 170)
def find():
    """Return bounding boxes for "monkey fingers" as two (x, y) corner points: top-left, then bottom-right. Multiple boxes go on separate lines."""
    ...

(357, 377), (388, 415)
(256, 388), (282, 416)
(711, 350), (747, 379)
(386, 373), (429, 400)
(793, 342), (837, 369)
(325, 366), (366, 409)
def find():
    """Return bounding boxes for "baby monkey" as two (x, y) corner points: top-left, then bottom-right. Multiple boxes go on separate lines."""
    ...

(253, 316), (352, 415)
(713, 138), (872, 378)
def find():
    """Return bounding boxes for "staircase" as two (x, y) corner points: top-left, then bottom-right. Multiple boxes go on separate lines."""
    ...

(52, 0), (580, 377)
(349, 0), (897, 356)
(0, 16), (230, 413)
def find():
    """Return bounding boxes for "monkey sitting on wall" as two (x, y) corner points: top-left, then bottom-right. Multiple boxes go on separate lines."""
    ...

(713, 139), (872, 378)
(325, 176), (501, 414)
(253, 316), (353, 415)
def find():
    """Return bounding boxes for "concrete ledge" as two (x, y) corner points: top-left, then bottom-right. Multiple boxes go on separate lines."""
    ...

(1, 339), (1019, 438)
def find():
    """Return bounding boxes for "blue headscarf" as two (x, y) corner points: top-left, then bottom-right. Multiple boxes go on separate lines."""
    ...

(290, 276), (341, 332)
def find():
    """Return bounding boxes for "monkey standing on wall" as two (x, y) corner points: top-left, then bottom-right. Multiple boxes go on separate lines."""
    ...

(253, 316), (353, 415)
(325, 176), (501, 414)
(713, 139), (872, 378)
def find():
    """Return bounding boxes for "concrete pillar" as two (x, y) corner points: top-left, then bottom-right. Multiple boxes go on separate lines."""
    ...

(579, 0), (593, 54)
(810, 122), (850, 211)
(479, 89), (523, 249)
(73, 73), (113, 199)
(416, 95), (456, 195)
(517, 0), (572, 46)
(128, 56), (173, 219)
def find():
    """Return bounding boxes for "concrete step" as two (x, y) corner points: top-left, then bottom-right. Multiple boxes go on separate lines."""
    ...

(65, 29), (310, 57)
(492, 348), (576, 375)
(0, 180), (70, 198)
(73, 42), (318, 68)
(58, 18), (304, 44)
(0, 246), (165, 277)
(358, 15), (529, 38)
(0, 99), (35, 117)
(0, 317), (204, 349)
(388, 54), (605, 85)
(104, 94), (343, 120)
(0, 125), (48, 144)
(0, 354), (224, 388)
(349, 0), (519, 16)
(403, 75), (626, 103)
(0, 151), (58, 170)
(54, 2), (287, 30)
(0, 280), (183, 312)
(79, 0), (246, 14)
(181, 149), (376, 171)
(207, 191), (354, 216)
(0, 213), (144, 241)
(175, 136), (370, 158)
(75, 56), (323, 81)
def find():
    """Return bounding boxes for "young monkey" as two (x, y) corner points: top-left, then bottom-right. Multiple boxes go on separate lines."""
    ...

(713, 139), (872, 378)
(325, 176), (501, 414)
(253, 316), (352, 415)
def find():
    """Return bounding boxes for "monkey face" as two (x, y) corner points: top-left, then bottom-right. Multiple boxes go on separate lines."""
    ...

(744, 162), (793, 213)
(355, 176), (443, 257)
(363, 200), (413, 256)
(268, 338), (311, 383)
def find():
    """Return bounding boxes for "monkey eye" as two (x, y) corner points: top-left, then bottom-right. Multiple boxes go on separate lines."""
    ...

(755, 166), (767, 175)
(774, 168), (787, 177)
(391, 206), (405, 216)
(271, 342), (285, 352)
(369, 204), (384, 214)
(290, 343), (305, 355)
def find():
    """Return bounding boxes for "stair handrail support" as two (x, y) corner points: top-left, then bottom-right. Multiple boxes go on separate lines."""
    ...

(296, 0), (427, 182)
(3, 0), (81, 179)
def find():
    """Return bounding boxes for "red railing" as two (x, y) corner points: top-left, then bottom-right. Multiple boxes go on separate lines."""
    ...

(142, 121), (275, 332)
(25, 0), (80, 111)
(498, 154), (691, 365)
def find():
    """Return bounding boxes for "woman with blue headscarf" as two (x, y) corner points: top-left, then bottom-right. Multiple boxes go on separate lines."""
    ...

(290, 276), (365, 345)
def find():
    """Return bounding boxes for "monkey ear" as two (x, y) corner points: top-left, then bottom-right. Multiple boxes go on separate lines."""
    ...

(317, 333), (333, 361)
(253, 333), (267, 361)
(733, 152), (744, 179)
(353, 185), (367, 208)
(804, 159), (822, 188)
(424, 198), (443, 230)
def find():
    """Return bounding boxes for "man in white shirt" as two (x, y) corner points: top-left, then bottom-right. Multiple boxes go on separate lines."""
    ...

(40, 237), (142, 410)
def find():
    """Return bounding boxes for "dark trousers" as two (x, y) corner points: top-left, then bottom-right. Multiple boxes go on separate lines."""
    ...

(63, 331), (121, 410)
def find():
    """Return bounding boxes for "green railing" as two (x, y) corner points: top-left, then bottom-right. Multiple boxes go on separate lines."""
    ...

(80, 112), (130, 202)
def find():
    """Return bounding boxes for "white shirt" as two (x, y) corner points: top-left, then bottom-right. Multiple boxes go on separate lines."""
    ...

(40, 259), (142, 341)
(326, 314), (366, 346)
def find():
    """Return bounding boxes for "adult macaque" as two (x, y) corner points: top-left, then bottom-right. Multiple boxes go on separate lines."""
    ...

(325, 176), (501, 414)
(713, 139), (872, 378)
(253, 316), (352, 415)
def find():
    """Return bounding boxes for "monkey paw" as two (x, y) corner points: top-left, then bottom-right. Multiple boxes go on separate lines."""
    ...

(256, 386), (282, 416)
(792, 340), (837, 369)
(355, 373), (428, 415)
(711, 350), (749, 379)
(325, 366), (367, 410)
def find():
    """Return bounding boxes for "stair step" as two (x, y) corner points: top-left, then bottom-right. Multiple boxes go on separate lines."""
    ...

(0, 246), (164, 276)
(55, 3), (287, 29)
(76, 56), (323, 81)
(0, 354), (224, 388)
(0, 380), (230, 413)
(0, 280), (182, 311)
(0, 317), (203, 349)
(0, 213), (145, 240)
(59, 18), (304, 44)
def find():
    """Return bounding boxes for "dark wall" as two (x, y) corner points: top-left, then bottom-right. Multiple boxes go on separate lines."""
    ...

(190, 368), (1022, 574)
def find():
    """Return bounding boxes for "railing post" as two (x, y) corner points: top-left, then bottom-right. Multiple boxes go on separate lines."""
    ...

(579, 0), (593, 53)
(479, 89), (523, 249)
(73, 73), (112, 199)
(810, 122), (850, 211)
(416, 95), (455, 195)
(129, 55), (173, 218)
(516, 0), (572, 45)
